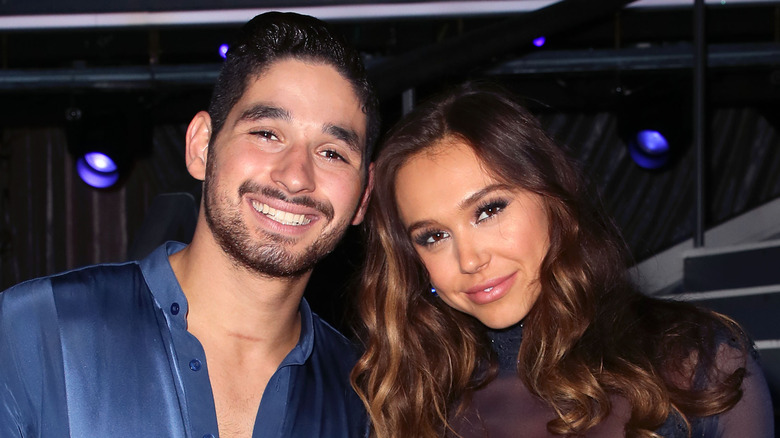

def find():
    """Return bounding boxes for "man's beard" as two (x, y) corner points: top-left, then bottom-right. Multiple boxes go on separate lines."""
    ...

(203, 175), (351, 279)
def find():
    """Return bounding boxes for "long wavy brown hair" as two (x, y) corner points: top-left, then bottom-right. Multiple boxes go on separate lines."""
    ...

(350, 82), (748, 438)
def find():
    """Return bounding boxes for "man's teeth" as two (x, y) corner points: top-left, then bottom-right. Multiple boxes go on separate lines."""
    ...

(252, 201), (311, 226)
(484, 287), (494, 292)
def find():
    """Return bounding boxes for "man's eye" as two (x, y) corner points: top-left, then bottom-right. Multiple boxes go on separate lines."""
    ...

(252, 130), (279, 141)
(320, 149), (347, 163)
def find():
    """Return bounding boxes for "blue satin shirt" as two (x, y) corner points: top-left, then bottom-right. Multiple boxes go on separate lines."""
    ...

(0, 242), (368, 437)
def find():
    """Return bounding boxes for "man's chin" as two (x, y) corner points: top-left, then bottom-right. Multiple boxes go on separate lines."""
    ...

(227, 241), (325, 279)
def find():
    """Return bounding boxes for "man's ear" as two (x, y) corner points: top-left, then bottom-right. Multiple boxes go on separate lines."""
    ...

(185, 111), (212, 181)
(351, 162), (375, 226)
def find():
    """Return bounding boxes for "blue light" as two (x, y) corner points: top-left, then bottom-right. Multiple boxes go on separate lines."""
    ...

(76, 155), (120, 188)
(84, 152), (118, 172)
(628, 130), (670, 170)
(219, 44), (229, 59)
(533, 36), (546, 47)
(635, 130), (669, 155)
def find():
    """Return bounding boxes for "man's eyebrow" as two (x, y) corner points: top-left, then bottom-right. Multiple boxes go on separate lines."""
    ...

(324, 123), (362, 156)
(235, 104), (291, 125)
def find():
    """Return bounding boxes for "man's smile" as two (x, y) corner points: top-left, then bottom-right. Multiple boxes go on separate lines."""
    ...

(251, 200), (312, 226)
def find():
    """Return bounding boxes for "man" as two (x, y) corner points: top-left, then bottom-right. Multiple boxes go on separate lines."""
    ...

(0, 12), (378, 438)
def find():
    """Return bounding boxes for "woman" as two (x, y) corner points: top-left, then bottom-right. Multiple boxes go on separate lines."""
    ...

(351, 82), (773, 437)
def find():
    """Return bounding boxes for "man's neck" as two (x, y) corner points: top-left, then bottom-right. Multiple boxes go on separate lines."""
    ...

(168, 230), (310, 358)
(169, 231), (311, 437)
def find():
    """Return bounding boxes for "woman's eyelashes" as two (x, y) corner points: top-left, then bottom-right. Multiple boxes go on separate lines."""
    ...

(412, 198), (509, 247)
(414, 230), (450, 247)
(475, 198), (509, 223)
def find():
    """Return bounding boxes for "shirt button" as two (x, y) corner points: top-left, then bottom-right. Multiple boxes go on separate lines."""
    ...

(189, 359), (202, 371)
(170, 302), (180, 315)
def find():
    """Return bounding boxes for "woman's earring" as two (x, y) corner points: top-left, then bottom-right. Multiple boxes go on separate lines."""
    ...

(430, 286), (438, 297)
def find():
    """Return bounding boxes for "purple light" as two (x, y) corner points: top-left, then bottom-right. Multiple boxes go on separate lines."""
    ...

(76, 155), (120, 188)
(219, 44), (229, 59)
(532, 36), (546, 47)
(84, 152), (117, 172)
(628, 130), (670, 170)
(636, 130), (669, 155)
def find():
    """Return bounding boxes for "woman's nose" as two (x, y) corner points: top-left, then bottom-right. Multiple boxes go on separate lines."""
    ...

(454, 237), (490, 274)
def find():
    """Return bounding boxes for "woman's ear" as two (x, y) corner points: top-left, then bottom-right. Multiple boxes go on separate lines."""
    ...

(185, 111), (212, 181)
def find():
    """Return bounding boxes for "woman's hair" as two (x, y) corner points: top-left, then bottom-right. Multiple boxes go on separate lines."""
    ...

(351, 82), (748, 437)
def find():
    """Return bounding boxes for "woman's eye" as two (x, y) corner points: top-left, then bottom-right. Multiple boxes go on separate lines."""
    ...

(415, 231), (450, 247)
(476, 200), (508, 222)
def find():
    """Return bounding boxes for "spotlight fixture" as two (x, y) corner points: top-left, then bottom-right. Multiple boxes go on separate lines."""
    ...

(75, 152), (120, 188)
(65, 99), (152, 189)
(617, 82), (691, 171)
(626, 129), (671, 170)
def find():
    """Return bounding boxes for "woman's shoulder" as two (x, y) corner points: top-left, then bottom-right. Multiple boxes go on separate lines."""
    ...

(650, 302), (774, 437)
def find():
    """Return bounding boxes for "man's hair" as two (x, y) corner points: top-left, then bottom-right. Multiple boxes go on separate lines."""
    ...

(207, 12), (380, 165)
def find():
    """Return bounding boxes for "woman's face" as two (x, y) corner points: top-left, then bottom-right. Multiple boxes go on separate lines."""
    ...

(394, 137), (549, 329)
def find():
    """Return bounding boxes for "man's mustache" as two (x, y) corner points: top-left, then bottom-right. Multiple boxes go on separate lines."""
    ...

(238, 181), (335, 222)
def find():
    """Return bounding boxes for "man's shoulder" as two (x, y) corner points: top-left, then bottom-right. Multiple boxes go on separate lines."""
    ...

(1, 262), (143, 311)
(5, 261), (140, 289)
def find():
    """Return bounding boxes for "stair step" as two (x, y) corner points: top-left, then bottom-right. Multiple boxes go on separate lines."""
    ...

(683, 240), (780, 292)
(662, 284), (780, 342)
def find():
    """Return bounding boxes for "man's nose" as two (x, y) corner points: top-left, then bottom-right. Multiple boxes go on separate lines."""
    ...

(269, 144), (315, 194)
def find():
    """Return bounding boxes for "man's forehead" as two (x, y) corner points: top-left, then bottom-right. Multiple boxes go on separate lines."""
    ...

(230, 61), (367, 145)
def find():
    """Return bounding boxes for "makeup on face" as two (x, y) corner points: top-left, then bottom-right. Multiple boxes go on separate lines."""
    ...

(395, 138), (549, 329)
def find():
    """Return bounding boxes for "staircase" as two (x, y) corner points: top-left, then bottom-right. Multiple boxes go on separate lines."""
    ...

(661, 239), (780, 408)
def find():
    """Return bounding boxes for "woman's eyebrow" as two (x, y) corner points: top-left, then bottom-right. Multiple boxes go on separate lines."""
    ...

(457, 184), (507, 211)
(406, 219), (438, 236)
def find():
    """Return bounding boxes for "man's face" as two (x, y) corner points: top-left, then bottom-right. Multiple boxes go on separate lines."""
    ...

(202, 58), (370, 278)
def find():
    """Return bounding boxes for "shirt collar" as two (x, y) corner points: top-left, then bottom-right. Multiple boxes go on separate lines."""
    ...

(139, 241), (314, 364)
(139, 241), (188, 329)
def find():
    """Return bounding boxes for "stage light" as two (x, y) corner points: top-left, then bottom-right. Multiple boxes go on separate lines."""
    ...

(65, 100), (152, 189)
(533, 36), (546, 47)
(617, 82), (690, 171)
(84, 152), (118, 173)
(219, 44), (229, 59)
(76, 153), (120, 188)
(67, 117), (128, 189)
(626, 129), (671, 170)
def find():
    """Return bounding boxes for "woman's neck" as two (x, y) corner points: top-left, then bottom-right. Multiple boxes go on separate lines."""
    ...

(487, 320), (524, 374)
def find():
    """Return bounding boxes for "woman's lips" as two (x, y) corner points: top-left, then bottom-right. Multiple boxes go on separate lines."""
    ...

(463, 272), (518, 305)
